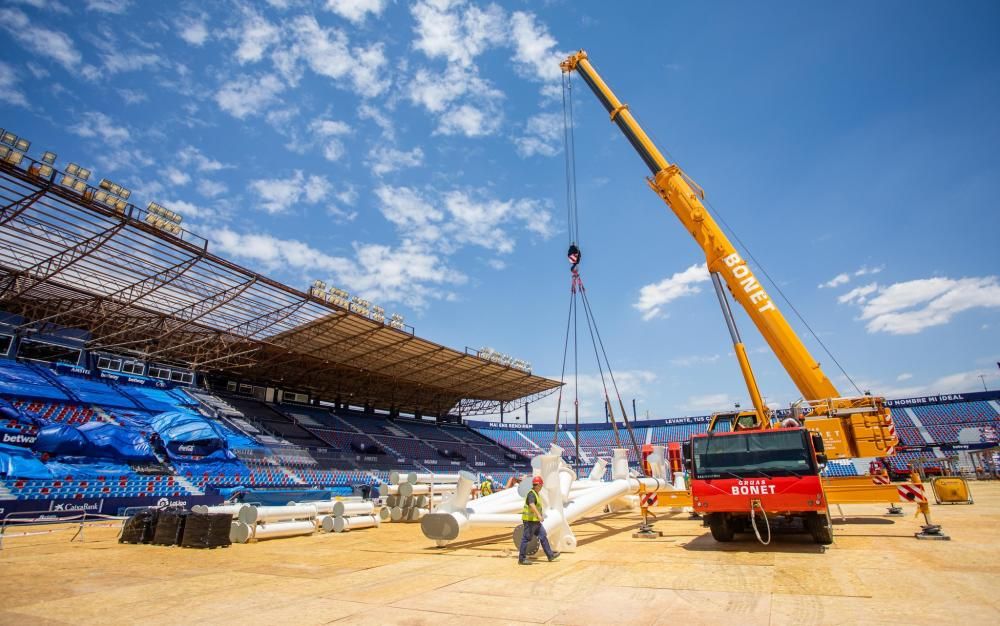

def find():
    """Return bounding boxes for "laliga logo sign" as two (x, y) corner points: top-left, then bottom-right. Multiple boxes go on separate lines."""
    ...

(156, 498), (187, 507)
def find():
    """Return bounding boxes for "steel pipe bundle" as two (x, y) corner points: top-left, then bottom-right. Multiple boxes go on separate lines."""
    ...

(320, 514), (381, 533)
(238, 504), (318, 525)
(382, 469), (471, 523)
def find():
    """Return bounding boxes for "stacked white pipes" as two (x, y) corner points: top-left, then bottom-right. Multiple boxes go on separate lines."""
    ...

(229, 503), (319, 543)
(378, 470), (460, 523)
(420, 445), (682, 552)
(319, 500), (380, 533)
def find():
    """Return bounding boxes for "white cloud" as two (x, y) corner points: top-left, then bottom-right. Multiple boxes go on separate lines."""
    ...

(855, 265), (884, 277)
(367, 145), (425, 176)
(509, 11), (564, 87)
(683, 393), (733, 413)
(0, 62), (28, 108)
(374, 185), (555, 254)
(513, 112), (563, 157)
(837, 282), (877, 304)
(853, 276), (1000, 335)
(670, 354), (721, 367)
(407, 3), (509, 137)
(234, 11), (280, 64)
(324, 0), (388, 24)
(0, 8), (82, 70)
(196, 179), (228, 198)
(309, 117), (352, 162)
(275, 15), (389, 97)
(411, 0), (506, 67)
(210, 228), (466, 309)
(436, 103), (500, 137)
(9, 0), (70, 12)
(634, 263), (710, 321)
(249, 170), (331, 214)
(358, 104), (395, 140)
(214, 73), (283, 119)
(818, 272), (850, 289)
(163, 199), (223, 222)
(177, 146), (229, 172)
(179, 17), (210, 46)
(165, 167), (191, 186)
(117, 88), (147, 105)
(896, 373), (913, 381)
(70, 111), (130, 144)
(85, 0), (130, 13)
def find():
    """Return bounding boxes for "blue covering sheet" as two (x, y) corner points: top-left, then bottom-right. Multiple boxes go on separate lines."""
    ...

(152, 411), (230, 458)
(0, 443), (51, 478)
(33, 422), (155, 462)
(56, 375), (136, 409)
(0, 360), (68, 401)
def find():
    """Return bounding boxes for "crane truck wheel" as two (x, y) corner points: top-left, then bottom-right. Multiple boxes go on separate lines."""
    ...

(806, 510), (834, 545)
(707, 513), (735, 542)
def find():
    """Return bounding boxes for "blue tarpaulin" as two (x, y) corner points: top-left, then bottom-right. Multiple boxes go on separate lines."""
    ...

(0, 443), (51, 478)
(151, 411), (229, 458)
(33, 422), (155, 462)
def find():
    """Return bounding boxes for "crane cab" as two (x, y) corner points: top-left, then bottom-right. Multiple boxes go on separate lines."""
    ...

(708, 409), (772, 433)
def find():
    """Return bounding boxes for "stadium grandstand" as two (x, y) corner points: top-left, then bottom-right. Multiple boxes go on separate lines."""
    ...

(0, 149), (557, 516)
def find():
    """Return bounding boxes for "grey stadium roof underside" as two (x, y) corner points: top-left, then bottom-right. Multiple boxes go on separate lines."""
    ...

(0, 157), (560, 416)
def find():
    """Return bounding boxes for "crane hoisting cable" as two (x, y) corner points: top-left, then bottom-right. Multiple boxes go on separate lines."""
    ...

(550, 71), (645, 476)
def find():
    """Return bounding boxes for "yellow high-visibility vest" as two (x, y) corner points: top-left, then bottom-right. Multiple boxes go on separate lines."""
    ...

(522, 488), (544, 522)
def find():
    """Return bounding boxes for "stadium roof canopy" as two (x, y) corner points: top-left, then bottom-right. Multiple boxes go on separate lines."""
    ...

(0, 158), (559, 416)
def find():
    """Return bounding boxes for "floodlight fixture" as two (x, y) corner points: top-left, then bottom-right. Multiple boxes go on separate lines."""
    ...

(0, 146), (10, 160)
(0, 131), (16, 146)
(4, 150), (23, 166)
(78, 167), (91, 180)
(66, 163), (80, 176)
(119, 187), (131, 200)
(38, 164), (53, 178)
(14, 137), (29, 152)
(41, 151), (56, 165)
(94, 189), (110, 204)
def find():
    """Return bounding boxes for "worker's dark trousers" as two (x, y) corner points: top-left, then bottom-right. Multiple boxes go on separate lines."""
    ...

(519, 520), (554, 561)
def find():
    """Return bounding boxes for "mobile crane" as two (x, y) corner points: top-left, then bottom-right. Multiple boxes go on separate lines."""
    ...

(561, 50), (903, 543)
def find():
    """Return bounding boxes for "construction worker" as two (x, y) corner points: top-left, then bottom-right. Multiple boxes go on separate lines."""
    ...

(480, 476), (494, 497)
(518, 476), (559, 565)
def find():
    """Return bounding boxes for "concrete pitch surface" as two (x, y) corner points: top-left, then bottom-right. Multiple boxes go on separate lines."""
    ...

(2, 482), (999, 625)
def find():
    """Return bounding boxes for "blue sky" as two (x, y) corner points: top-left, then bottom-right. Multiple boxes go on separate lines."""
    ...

(2, 0), (999, 422)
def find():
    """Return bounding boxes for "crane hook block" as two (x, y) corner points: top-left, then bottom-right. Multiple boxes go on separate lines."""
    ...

(567, 244), (581, 270)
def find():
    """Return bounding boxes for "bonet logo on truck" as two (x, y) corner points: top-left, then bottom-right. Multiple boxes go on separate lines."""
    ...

(730, 478), (777, 495)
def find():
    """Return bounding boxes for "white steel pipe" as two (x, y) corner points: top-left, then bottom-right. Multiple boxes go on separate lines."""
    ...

(407, 507), (428, 522)
(398, 483), (458, 497)
(230, 521), (252, 543)
(587, 458), (609, 481)
(238, 504), (318, 525)
(378, 484), (400, 497)
(332, 514), (380, 532)
(332, 501), (375, 517)
(407, 472), (461, 485)
(191, 504), (243, 515)
(378, 507), (391, 522)
(388, 470), (413, 485)
(389, 506), (404, 522)
(249, 520), (316, 542)
(611, 448), (629, 481)
(289, 500), (337, 515)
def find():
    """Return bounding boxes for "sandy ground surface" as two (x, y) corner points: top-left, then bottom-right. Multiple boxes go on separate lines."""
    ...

(1, 482), (998, 626)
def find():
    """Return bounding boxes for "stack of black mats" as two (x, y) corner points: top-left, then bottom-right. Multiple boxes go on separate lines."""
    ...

(180, 512), (233, 549)
(119, 508), (159, 544)
(151, 508), (189, 546)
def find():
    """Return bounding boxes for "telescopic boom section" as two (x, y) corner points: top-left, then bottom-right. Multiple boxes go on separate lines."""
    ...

(561, 50), (836, 401)
(562, 50), (897, 459)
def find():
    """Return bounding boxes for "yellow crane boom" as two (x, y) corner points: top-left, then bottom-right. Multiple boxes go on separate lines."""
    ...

(561, 50), (897, 459)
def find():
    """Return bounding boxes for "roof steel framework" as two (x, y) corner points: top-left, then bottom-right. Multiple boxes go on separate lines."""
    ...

(0, 159), (559, 416)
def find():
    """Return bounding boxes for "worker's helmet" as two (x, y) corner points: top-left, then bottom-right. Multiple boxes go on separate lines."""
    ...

(532, 476), (544, 486)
